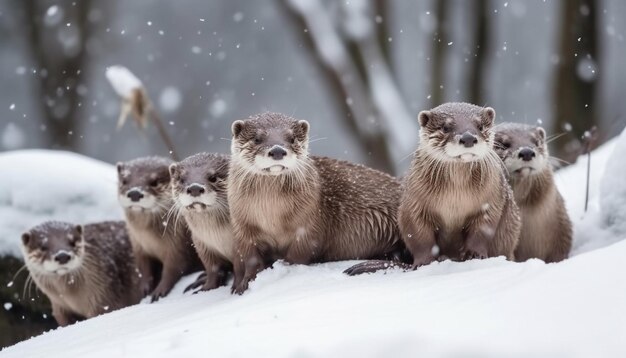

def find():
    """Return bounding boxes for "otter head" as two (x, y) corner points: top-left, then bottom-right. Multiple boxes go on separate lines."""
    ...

(170, 153), (229, 212)
(230, 112), (310, 176)
(116, 156), (174, 213)
(494, 123), (548, 178)
(21, 222), (85, 276)
(418, 103), (495, 162)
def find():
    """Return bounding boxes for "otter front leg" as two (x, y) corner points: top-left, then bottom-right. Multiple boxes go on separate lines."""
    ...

(399, 213), (437, 268)
(133, 249), (154, 297)
(52, 304), (79, 327)
(231, 226), (265, 295)
(198, 251), (229, 292)
(284, 231), (319, 265)
(151, 256), (185, 302)
(461, 216), (496, 260)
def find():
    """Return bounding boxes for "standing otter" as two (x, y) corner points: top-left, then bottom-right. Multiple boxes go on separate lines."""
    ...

(228, 112), (403, 294)
(169, 153), (234, 292)
(117, 156), (202, 301)
(494, 123), (572, 262)
(346, 103), (520, 275)
(21, 221), (142, 326)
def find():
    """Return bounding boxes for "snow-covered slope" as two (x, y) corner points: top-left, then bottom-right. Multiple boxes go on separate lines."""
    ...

(0, 150), (122, 257)
(2, 140), (625, 357)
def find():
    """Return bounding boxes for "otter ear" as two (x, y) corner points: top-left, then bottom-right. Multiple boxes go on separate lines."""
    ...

(232, 120), (245, 138)
(75, 225), (83, 236)
(116, 162), (124, 175)
(297, 120), (310, 136)
(536, 127), (546, 141)
(418, 111), (432, 128)
(169, 163), (179, 178)
(482, 107), (496, 127)
(21, 232), (31, 246)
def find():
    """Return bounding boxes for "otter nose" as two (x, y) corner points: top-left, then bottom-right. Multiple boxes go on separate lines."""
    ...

(127, 189), (144, 202)
(459, 132), (478, 148)
(268, 146), (287, 160)
(186, 184), (205, 197)
(54, 252), (71, 265)
(519, 148), (536, 161)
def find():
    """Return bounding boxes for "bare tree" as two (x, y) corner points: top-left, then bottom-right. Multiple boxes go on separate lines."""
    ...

(19, 0), (97, 150)
(553, 0), (599, 160)
(431, 0), (449, 106)
(281, 0), (416, 174)
(468, 0), (489, 105)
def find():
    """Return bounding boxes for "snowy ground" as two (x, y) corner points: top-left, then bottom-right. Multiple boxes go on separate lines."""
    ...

(1, 136), (625, 357)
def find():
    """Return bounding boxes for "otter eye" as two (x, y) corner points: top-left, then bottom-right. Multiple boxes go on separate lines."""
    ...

(478, 124), (485, 131)
(254, 137), (263, 144)
(121, 179), (128, 186)
(40, 245), (48, 252)
(503, 142), (511, 149)
(208, 175), (217, 183)
(442, 124), (452, 133)
(289, 137), (295, 144)
(149, 179), (158, 187)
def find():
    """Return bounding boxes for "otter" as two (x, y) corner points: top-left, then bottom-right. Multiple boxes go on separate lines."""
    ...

(494, 123), (572, 262)
(345, 103), (521, 275)
(117, 156), (202, 301)
(21, 221), (142, 326)
(169, 152), (234, 292)
(228, 112), (403, 294)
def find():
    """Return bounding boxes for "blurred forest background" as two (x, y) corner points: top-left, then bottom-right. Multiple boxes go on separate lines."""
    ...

(1, 0), (624, 175)
(0, 0), (625, 349)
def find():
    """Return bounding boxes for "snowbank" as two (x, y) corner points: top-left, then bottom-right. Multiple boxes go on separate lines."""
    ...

(555, 139), (620, 255)
(0, 150), (122, 257)
(600, 127), (626, 235)
(2, 141), (625, 357)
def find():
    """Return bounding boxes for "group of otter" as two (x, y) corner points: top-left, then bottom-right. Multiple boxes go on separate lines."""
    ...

(20, 103), (572, 327)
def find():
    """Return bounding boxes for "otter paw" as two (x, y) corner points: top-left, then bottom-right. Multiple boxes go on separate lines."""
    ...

(411, 255), (435, 269)
(230, 280), (249, 295)
(460, 247), (488, 261)
(150, 285), (172, 302)
(183, 274), (206, 293)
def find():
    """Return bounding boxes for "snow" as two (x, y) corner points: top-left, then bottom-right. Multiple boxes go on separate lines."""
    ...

(0, 150), (122, 257)
(105, 65), (143, 99)
(158, 86), (182, 113)
(600, 127), (626, 235)
(2, 140), (626, 357)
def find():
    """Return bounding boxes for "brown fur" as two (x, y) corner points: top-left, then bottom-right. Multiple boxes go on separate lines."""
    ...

(494, 123), (572, 262)
(228, 112), (403, 293)
(117, 156), (202, 301)
(21, 221), (142, 326)
(398, 103), (520, 267)
(170, 153), (234, 292)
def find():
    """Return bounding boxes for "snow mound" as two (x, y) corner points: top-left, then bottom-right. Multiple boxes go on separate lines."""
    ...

(600, 127), (626, 235)
(555, 138), (619, 255)
(0, 150), (122, 257)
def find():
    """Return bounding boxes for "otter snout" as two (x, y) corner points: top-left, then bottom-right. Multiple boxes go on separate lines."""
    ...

(518, 148), (536, 161)
(127, 189), (144, 202)
(459, 132), (478, 148)
(54, 252), (71, 264)
(186, 184), (206, 197)
(268, 146), (287, 161)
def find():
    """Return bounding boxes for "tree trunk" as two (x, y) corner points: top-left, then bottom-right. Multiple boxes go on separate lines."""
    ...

(21, 0), (95, 150)
(278, 1), (396, 173)
(468, 0), (489, 105)
(553, 0), (599, 161)
(431, 0), (449, 106)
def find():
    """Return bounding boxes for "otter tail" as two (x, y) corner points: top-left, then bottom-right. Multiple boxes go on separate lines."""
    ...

(343, 260), (412, 276)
